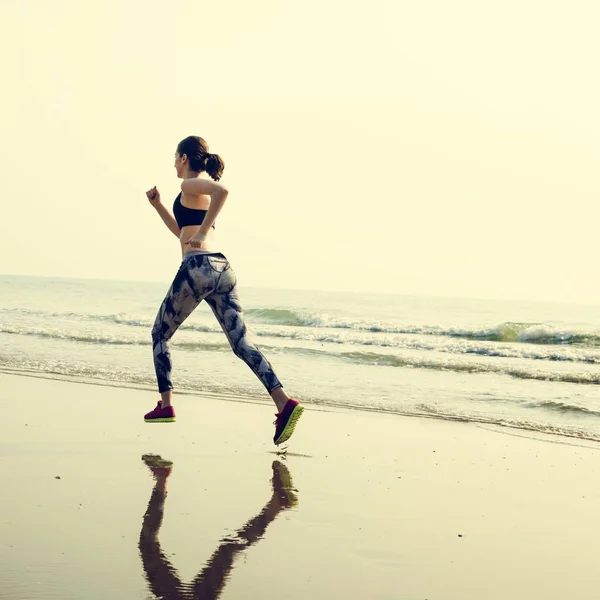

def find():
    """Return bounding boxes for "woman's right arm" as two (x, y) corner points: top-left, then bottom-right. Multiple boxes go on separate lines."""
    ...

(146, 187), (181, 238)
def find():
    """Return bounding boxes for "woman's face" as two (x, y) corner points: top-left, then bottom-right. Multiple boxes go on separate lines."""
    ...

(174, 151), (186, 178)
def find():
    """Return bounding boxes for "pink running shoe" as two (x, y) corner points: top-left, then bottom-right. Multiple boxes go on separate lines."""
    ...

(144, 401), (176, 423)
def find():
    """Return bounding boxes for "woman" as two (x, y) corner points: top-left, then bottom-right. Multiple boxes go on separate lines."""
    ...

(143, 136), (303, 446)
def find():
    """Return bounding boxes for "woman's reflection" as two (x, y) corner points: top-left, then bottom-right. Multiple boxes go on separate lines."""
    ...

(139, 454), (298, 599)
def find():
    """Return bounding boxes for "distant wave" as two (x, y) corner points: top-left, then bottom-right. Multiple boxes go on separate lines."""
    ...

(241, 311), (600, 347)
(2, 323), (599, 386)
(448, 322), (600, 346)
(260, 330), (600, 365)
(1, 321), (600, 367)
(532, 400), (600, 417)
(337, 350), (600, 385)
(0, 324), (228, 350)
(244, 308), (306, 325)
(3, 307), (598, 347)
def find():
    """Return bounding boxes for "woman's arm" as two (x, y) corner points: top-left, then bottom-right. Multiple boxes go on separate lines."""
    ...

(154, 203), (181, 238)
(146, 186), (181, 238)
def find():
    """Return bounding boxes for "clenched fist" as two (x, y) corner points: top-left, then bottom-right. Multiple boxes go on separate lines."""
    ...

(146, 186), (161, 206)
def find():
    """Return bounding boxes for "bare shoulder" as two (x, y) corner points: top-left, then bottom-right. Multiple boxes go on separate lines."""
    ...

(181, 178), (228, 196)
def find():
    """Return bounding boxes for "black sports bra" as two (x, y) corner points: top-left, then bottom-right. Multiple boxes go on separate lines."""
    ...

(173, 193), (215, 229)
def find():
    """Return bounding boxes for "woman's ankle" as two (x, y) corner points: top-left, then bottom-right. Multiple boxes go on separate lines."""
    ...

(270, 386), (289, 413)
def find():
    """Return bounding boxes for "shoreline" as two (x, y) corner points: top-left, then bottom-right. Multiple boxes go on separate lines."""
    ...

(3, 367), (600, 448)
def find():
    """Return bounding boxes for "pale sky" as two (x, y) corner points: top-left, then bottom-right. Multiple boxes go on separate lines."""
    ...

(0, 0), (598, 303)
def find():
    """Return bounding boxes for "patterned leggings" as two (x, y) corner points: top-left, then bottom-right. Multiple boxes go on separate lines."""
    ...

(151, 252), (282, 394)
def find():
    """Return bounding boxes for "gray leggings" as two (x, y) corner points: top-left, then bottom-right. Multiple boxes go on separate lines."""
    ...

(152, 253), (282, 394)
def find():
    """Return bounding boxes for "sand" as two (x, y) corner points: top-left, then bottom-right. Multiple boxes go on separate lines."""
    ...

(2, 372), (600, 600)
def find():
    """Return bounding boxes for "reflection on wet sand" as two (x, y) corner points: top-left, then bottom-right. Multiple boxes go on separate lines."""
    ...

(139, 455), (298, 600)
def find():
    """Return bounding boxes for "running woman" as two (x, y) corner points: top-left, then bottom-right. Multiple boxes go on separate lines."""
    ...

(144, 136), (303, 445)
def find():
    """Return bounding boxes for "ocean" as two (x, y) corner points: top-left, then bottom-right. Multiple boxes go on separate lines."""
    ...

(1, 274), (600, 442)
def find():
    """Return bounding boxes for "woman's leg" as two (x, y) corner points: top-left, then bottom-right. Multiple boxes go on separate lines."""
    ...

(151, 257), (212, 407)
(203, 258), (289, 412)
(206, 281), (304, 444)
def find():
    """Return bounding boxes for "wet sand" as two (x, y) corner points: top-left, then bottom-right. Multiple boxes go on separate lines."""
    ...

(2, 372), (600, 599)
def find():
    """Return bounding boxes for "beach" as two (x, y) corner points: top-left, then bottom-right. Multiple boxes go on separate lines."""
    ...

(2, 372), (600, 599)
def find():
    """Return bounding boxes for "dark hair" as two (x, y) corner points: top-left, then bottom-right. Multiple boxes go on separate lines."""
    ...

(176, 135), (225, 181)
